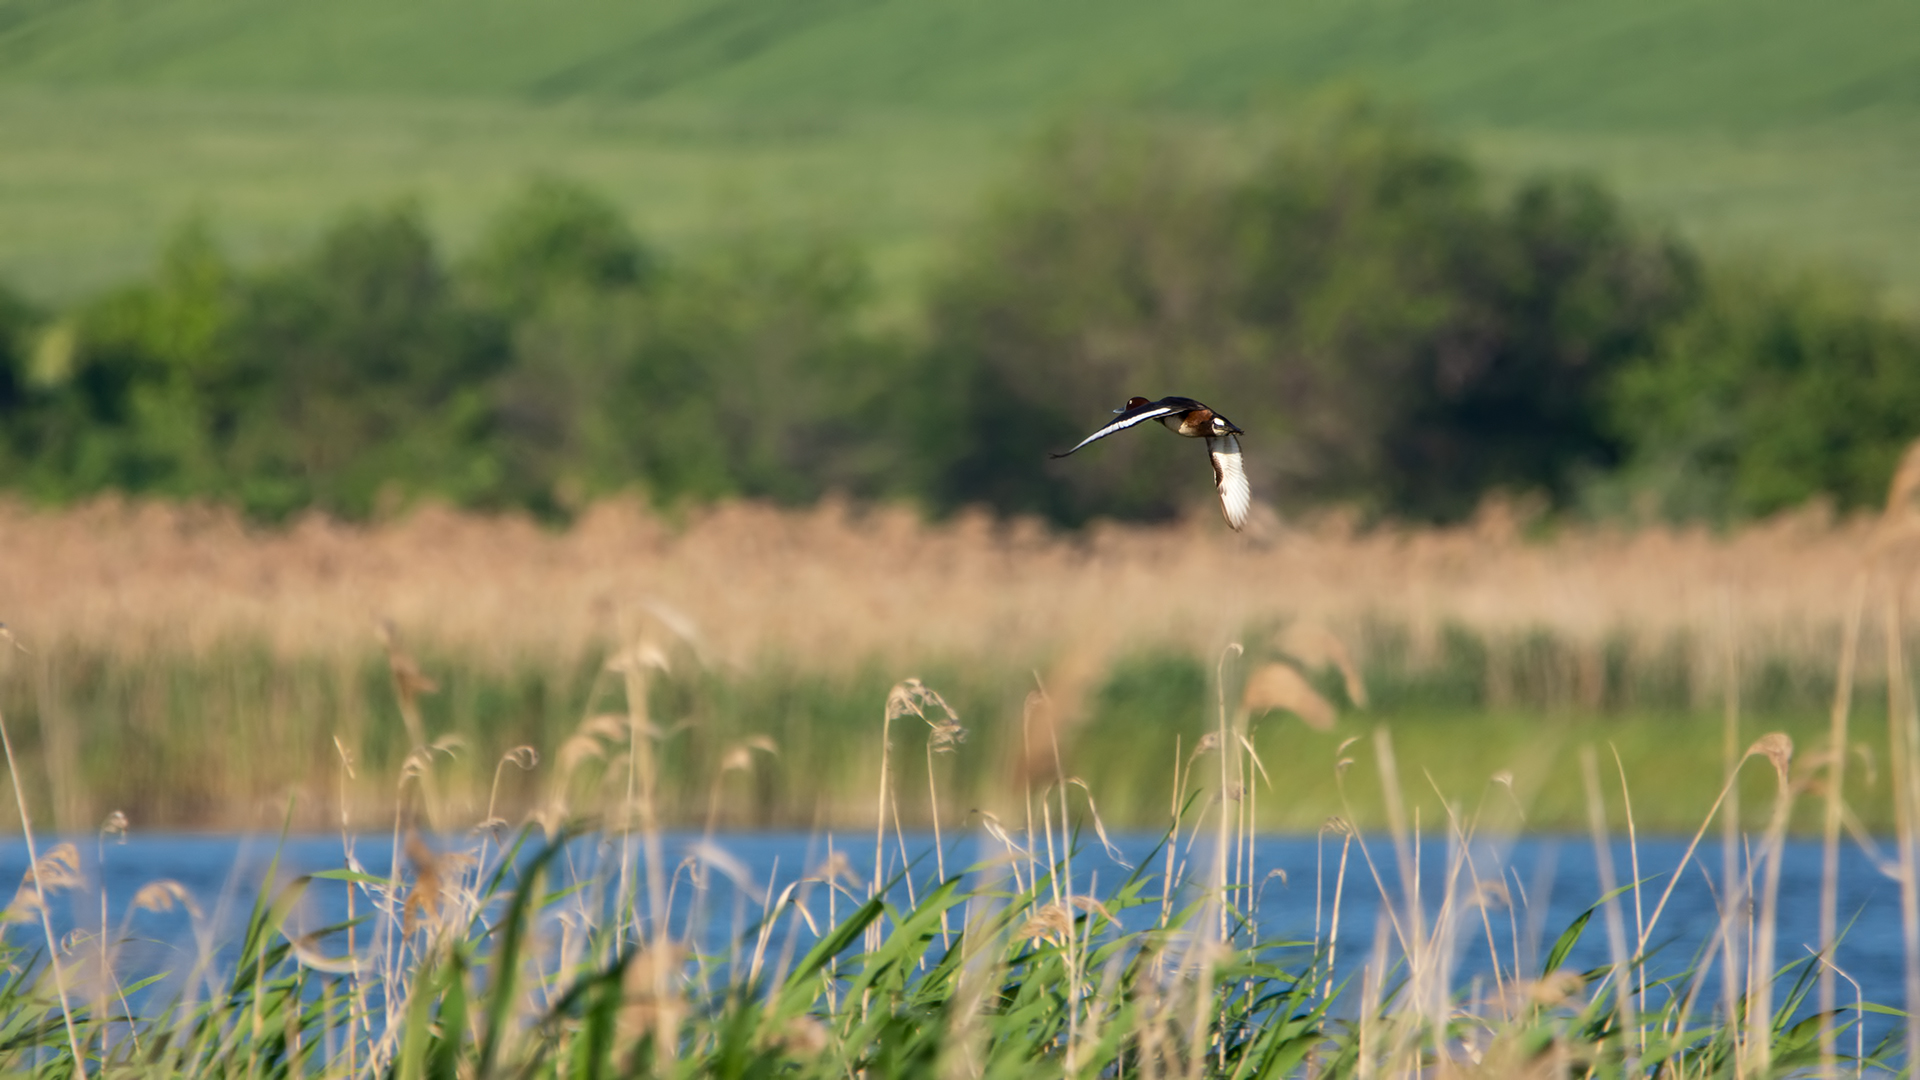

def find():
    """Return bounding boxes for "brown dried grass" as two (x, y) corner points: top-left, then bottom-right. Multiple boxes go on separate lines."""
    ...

(0, 493), (1901, 680)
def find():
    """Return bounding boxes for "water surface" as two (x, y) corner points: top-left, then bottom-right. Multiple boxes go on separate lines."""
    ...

(1, 830), (1903, 1051)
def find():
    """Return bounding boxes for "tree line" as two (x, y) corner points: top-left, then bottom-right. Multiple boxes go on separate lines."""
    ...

(1, 100), (1915, 526)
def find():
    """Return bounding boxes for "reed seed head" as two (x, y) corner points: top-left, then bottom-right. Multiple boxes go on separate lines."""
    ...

(1746, 732), (1795, 790)
(1019, 902), (1075, 945)
(808, 851), (862, 889)
(378, 618), (439, 704)
(1533, 970), (1586, 1007)
(24, 844), (81, 891)
(401, 832), (473, 938)
(1240, 661), (1337, 730)
(6, 844), (83, 921)
(604, 640), (670, 674)
(130, 880), (199, 917)
(1278, 621), (1370, 708)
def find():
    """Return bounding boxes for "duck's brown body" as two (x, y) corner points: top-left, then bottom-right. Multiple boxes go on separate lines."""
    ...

(1162, 408), (1222, 438)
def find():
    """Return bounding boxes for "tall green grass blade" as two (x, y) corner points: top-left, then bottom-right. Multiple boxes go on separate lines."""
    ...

(1542, 881), (1637, 977)
(475, 830), (571, 1080)
(428, 949), (469, 1080)
(397, 956), (439, 1080)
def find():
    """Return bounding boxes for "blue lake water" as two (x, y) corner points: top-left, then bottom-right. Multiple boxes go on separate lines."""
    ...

(0, 830), (1906, 1053)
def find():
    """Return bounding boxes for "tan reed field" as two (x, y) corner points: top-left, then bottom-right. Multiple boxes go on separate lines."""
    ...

(0, 476), (1915, 833)
(0, 492), (1902, 674)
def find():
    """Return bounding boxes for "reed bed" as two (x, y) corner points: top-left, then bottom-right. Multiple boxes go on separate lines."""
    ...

(0, 493), (1904, 681)
(1, 485), (1919, 832)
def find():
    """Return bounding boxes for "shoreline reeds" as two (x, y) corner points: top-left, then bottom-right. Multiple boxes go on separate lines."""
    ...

(0, 493), (1911, 832)
(0, 597), (1906, 1078)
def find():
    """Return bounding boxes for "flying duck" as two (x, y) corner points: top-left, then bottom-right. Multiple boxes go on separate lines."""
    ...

(1051, 396), (1251, 531)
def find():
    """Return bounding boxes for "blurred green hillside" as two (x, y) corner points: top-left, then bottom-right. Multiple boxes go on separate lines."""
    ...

(1, 0), (1917, 306)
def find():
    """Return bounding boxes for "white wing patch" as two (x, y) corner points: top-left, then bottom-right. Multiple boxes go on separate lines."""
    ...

(1052, 404), (1184, 457)
(1207, 434), (1251, 531)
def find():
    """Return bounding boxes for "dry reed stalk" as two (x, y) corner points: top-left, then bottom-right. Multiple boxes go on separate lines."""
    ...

(1425, 780), (1511, 1023)
(378, 620), (450, 838)
(1606, 746), (1647, 1057)
(1648, 732), (1792, 1074)
(1356, 908), (1392, 1080)
(1371, 728), (1423, 975)
(331, 736), (363, 1080)
(702, 737), (775, 841)
(1333, 742), (1411, 964)
(0, 691), (87, 1075)
(1161, 733), (1183, 930)
(1212, 643), (1242, 948)
(1887, 592), (1920, 1075)
(882, 679), (962, 943)
(1742, 733), (1796, 1077)
(1718, 592), (1746, 1071)
(888, 769), (918, 920)
(609, 622), (673, 1067)
(1318, 816), (1353, 1005)
(1818, 575), (1867, 1071)
(1636, 737), (1786, 957)
(1578, 747), (1638, 1077)
(870, 686), (897, 960)
(1030, 678), (1086, 1060)
(1337, 730), (1468, 1076)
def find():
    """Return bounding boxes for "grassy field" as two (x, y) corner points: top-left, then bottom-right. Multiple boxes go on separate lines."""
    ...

(0, 492), (1909, 834)
(0, 0), (1917, 306)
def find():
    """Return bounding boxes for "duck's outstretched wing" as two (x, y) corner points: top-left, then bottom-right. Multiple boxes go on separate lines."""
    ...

(1050, 400), (1187, 458)
(1207, 434), (1251, 531)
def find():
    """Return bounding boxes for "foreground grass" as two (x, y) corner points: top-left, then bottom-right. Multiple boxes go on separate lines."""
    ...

(0, 667), (1901, 1080)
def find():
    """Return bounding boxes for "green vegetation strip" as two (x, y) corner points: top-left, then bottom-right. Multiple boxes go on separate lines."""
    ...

(0, 636), (1885, 833)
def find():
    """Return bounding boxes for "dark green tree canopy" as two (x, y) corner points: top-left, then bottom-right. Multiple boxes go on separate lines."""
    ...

(1607, 270), (1920, 520)
(920, 103), (1700, 524)
(467, 177), (658, 315)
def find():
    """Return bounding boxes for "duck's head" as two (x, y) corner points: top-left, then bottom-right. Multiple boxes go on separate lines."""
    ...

(1208, 413), (1243, 436)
